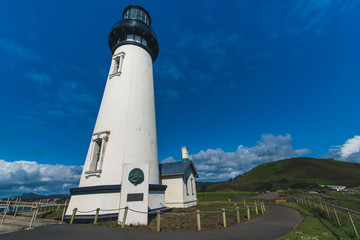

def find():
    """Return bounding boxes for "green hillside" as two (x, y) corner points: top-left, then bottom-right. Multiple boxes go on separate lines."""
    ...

(206, 157), (360, 192)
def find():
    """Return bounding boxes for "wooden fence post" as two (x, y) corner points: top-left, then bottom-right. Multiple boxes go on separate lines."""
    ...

(70, 208), (77, 224)
(156, 210), (161, 232)
(196, 210), (201, 232)
(255, 204), (258, 214)
(261, 203), (264, 214)
(121, 206), (128, 228)
(56, 204), (61, 212)
(1, 199), (10, 224)
(332, 206), (341, 227)
(14, 199), (21, 217)
(243, 199), (246, 207)
(222, 208), (227, 228)
(94, 208), (100, 224)
(346, 209), (359, 238)
(12, 198), (18, 213)
(247, 206), (250, 220)
(236, 207), (240, 223)
(27, 202), (39, 229)
(34, 201), (40, 220)
(324, 204), (330, 218)
(60, 203), (68, 224)
(196, 210), (201, 231)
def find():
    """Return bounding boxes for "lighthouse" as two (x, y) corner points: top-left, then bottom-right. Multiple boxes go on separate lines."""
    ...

(66, 5), (166, 225)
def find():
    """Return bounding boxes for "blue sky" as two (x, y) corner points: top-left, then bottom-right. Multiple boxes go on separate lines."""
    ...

(1, 0), (360, 196)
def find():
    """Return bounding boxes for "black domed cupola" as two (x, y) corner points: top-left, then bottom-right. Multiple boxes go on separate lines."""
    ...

(108, 5), (159, 61)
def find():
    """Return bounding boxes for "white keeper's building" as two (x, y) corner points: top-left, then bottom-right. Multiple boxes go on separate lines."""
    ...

(160, 147), (198, 208)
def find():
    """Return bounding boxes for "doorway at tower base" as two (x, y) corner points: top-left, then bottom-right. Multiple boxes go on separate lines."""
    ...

(64, 184), (167, 224)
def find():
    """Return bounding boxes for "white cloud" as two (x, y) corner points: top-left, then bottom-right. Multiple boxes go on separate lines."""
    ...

(161, 156), (176, 163)
(166, 90), (179, 100)
(324, 135), (360, 162)
(0, 38), (42, 62)
(340, 136), (360, 158)
(176, 134), (311, 182)
(0, 159), (82, 197)
(26, 73), (53, 85)
(57, 81), (96, 105)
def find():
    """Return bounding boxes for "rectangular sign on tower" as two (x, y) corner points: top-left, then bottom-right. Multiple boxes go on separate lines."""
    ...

(118, 163), (149, 225)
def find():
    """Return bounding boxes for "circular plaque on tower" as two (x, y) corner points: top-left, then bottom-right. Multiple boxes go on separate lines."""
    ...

(128, 168), (144, 186)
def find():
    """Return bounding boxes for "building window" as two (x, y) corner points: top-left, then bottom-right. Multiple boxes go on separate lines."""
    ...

(109, 52), (125, 78)
(85, 131), (110, 178)
(191, 178), (194, 195)
(185, 177), (189, 196)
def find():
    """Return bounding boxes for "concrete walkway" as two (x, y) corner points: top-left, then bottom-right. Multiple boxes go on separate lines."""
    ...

(1, 205), (302, 240)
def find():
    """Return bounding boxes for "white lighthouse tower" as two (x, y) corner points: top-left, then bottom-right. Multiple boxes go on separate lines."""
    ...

(66, 5), (166, 225)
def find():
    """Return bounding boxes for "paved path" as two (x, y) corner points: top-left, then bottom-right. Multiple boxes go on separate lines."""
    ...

(1, 205), (302, 240)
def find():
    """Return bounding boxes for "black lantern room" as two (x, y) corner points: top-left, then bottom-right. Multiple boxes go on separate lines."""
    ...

(108, 5), (159, 61)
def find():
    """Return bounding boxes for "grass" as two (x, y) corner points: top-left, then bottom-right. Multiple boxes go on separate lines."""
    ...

(97, 192), (263, 231)
(42, 206), (65, 219)
(205, 158), (360, 192)
(319, 192), (360, 212)
(277, 190), (360, 212)
(277, 202), (339, 240)
(278, 199), (360, 240)
(37, 192), (262, 231)
(197, 191), (257, 202)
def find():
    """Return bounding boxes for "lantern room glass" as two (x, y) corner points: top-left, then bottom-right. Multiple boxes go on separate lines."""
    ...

(124, 8), (150, 26)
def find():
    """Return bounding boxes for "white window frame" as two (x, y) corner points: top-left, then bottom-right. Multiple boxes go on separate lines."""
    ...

(85, 130), (110, 178)
(109, 52), (125, 78)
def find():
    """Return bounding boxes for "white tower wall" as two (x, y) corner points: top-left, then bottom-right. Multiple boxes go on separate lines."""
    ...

(66, 6), (165, 223)
(78, 44), (159, 187)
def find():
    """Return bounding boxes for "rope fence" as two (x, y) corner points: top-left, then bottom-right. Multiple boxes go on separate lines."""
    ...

(67, 202), (266, 231)
(298, 196), (360, 239)
(1, 198), (266, 231)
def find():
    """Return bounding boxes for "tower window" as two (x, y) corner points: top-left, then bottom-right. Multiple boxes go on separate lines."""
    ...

(85, 131), (110, 178)
(89, 138), (102, 171)
(109, 52), (125, 78)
